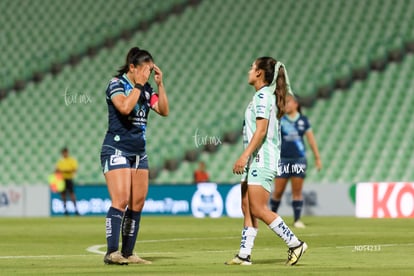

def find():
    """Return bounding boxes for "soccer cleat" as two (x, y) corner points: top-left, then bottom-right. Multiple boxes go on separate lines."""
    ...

(225, 254), (252, 265)
(125, 254), (152, 264)
(286, 241), (308, 266)
(293, 220), (306, 228)
(104, 251), (128, 265)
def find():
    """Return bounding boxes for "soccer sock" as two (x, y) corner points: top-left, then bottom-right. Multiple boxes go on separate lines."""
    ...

(105, 207), (124, 254)
(121, 208), (142, 257)
(73, 200), (78, 213)
(268, 216), (300, 248)
(238, 227), (258, 259)
(270, 198), (281, 213)
(292, 200), (304, 222)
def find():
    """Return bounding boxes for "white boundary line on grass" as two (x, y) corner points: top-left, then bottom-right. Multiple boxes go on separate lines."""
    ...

(1, 237), (413, 260)
(86, 236), (240, 255)
(0, 254), (94, 259)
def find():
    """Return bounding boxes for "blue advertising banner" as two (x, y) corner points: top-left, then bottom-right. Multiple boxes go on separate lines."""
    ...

(50, 183), (243, 217)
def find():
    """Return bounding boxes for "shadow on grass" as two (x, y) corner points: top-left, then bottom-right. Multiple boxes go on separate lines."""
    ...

(145, 256), (180, 262)
(253, 258), (286, 265)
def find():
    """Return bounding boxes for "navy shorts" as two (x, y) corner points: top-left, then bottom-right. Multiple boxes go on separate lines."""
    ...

(100, 146), (148, 173)
(277, 158), (307, 178)
(63, 179), (75, 193)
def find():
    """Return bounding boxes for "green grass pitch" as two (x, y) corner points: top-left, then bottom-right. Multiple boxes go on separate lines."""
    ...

(0, 216), (413, 275)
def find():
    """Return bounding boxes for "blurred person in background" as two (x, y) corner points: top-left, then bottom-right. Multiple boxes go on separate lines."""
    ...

(55, 147), (79, 216)
(100, 47), (169, 265)
(270, 94), (322, 228)
(193, 161), (210, 183)
(226, 57), (307, 266)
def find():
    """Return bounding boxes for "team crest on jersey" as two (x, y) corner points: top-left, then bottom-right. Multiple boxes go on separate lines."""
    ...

(298, 119), (305, 131)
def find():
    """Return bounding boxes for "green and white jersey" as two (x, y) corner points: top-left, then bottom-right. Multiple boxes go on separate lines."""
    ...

(243, 86), (280, 171)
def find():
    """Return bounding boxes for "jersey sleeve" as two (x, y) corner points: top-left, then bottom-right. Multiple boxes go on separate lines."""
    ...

(106, 78), (125, 99)
(254, 91), (272, 119)
(303, 115), (311, 132)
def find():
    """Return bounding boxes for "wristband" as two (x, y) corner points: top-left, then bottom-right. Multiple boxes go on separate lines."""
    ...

(134, 83), (144, 91)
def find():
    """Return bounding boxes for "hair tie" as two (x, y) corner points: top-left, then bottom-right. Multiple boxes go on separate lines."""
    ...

(269, 61), (294, 96)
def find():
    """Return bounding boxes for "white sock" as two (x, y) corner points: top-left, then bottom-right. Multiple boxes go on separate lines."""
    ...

(268, 216), (300, 248)
(238, 227), (258, 258)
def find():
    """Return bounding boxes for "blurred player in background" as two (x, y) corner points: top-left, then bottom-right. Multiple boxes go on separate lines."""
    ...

(193, 161), (210, 183)
(226, 57), (307, 266)
(100, 47), (169, 265)
(270, 94), (322, 228)
(55, 147), (79, 216)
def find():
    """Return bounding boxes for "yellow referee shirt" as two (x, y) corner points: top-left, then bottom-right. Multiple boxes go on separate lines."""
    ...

(56, 157), (78, 180)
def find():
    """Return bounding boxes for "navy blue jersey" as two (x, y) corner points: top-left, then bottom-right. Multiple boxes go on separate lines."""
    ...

(280, 113), (311, 158)
(101, 74), (158, 155)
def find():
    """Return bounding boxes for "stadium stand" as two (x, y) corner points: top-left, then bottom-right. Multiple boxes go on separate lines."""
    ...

(0, 0), (413, 186)
(0, 0), (189, 96)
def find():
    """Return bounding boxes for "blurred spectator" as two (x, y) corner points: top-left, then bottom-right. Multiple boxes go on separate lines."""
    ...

(193, 161), (210, 183)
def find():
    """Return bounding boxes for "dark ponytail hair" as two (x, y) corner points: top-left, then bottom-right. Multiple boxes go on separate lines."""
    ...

(115, 47), (153, 77)
(256, 57), (287, 119)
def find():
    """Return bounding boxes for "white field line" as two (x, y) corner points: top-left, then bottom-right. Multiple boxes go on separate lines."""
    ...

(1, 235), (412, 259)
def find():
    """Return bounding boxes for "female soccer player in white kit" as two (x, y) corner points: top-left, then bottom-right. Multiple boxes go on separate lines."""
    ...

(226, 57), (307, 266)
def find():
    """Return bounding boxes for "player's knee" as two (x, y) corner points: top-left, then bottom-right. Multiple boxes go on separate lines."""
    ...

(249, 204), (264, 220)
(112, 198), (129, 210)
(273, 190), (283, 199)
(241, 202), (250, 216)
(130, 198), (145, 211)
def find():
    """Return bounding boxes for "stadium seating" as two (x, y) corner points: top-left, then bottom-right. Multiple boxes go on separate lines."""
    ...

(0, 0), (189, 93)
(0, 0), (413, 186)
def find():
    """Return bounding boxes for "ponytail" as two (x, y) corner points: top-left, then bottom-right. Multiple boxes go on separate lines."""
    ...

(115, 47), (153, 77)
(255, 57), (291, 119)
(274, 66), (287, 119)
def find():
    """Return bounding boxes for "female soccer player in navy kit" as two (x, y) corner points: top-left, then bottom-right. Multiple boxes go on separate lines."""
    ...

(226, 57), (307, 266)
(101, 47), (169, 265)
(270, 94), (322, 228)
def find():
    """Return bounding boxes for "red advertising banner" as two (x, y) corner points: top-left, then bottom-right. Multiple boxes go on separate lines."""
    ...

(356, 182), (414, 218)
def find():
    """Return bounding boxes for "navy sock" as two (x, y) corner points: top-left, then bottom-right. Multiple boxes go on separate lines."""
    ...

(292, 200), (304, 222)
(105, 207), (124, 254)
(121, 208), (142, 257)
(270, 198), (281, 213)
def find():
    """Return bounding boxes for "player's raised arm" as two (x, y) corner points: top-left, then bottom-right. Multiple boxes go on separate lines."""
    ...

(151, 64), (169, 116)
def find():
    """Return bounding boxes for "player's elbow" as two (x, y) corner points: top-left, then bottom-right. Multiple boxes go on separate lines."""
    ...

(118, 109), (130, 116)
(160, 109), (169, 116)
(158, 106), (169, 116)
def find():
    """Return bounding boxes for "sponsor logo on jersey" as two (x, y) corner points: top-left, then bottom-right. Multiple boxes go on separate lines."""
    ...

(110, 155), (127, 166)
